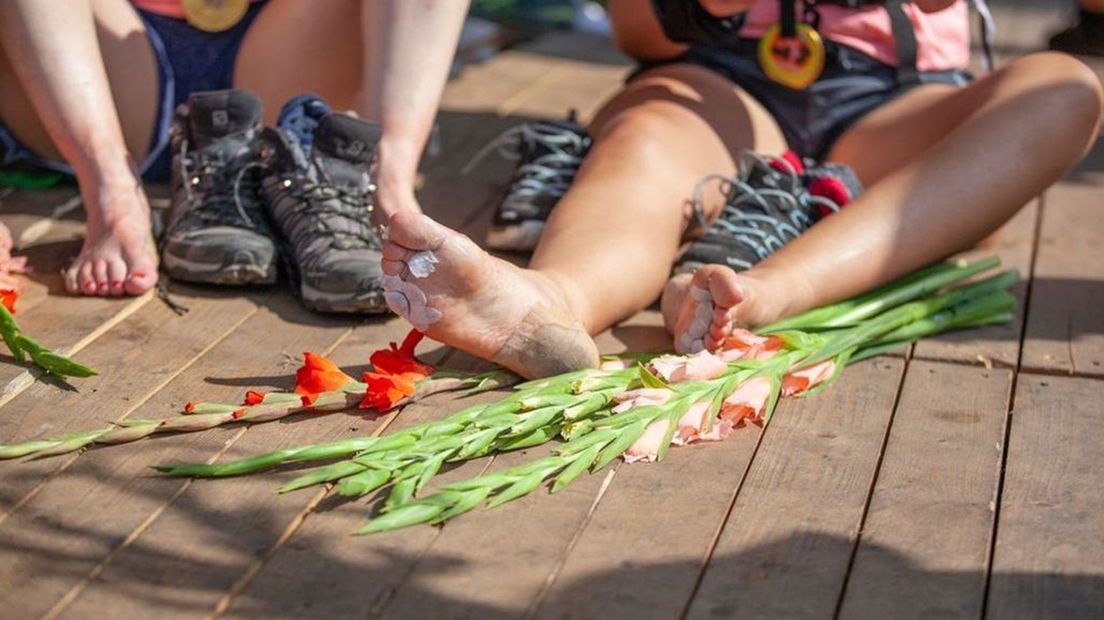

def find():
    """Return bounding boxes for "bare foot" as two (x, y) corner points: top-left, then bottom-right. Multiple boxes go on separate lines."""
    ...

(64, 177), (158, 297)
(381, 211), (598, 379)
(662, 265), (774, 354)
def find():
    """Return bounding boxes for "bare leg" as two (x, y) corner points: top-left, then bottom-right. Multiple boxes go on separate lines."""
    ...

(665, 52), (1104, 350)
(233, 1), (364, 125)
(383, 64), (786, 377)
(0, 0), (159, 296)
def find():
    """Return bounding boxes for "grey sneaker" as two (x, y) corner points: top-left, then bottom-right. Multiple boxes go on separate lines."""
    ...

(475, 111), (591, 252)
(162, 90), (278, 285)
(260, 100), (386, 314)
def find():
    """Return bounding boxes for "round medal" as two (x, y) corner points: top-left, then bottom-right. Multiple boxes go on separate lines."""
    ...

(757, 22), (826, 90)
(181, 0), (249, 33)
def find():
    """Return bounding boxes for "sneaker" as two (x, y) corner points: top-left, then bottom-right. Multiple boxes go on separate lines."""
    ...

(478, 111), (591, 252)
(259, 96), (386, 314)
(162, 90), (277, 285)
(1049, 10), (1104, 57)
(674, 150), (861, 274)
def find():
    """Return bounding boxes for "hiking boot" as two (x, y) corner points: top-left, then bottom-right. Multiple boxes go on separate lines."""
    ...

(162, 90), (277, 285)
(260, 96), (386, 314)
(1049, 10), (1104, 57)
(675, 150), (861, 274)
(480, 112), (591, 252)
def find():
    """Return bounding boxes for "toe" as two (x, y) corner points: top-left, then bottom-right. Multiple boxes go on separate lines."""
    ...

(692, 265), (745, 308)
(387, 211), (447, 251)
(78, 262), (97, 296)
(124, 254), (158, 296)
(381, 241), (411, 261)
(92, 261), (110, 296)
(381, 258), (405, 277)
(64, 262), (82, 295)
(107, 259), (128, 296)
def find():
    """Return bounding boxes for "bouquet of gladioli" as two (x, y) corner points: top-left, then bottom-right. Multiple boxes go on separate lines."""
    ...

(144, 257), (1016, 535)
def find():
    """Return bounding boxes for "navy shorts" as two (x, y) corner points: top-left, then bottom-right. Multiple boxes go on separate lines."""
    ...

(637, 39), (971, 161)
(0, 1), (269, 182)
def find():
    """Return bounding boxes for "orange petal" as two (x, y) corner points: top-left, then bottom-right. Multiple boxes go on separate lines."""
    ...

(243, 390), (266, 406)
(295, 352), (355, 395)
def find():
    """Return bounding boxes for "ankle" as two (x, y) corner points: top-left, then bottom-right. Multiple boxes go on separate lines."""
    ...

(533, 269), (594, 333)
(738, 266), (814, 327)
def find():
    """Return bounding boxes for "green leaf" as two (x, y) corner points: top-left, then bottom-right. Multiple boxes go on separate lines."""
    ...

(429, 487), (493, 524)
(485, 469), (552, 509)
(637, 362), (669, 390)
(456, 428), (499, 460)
(279, 460), (366, 493)
(551, 445), (600, 493)
(414, 449), (456, 493)
(356, 501), (446, 535)
(593, 419), (647, 471)
(383, 476), (418, 513)
(336, 468), (392, 498)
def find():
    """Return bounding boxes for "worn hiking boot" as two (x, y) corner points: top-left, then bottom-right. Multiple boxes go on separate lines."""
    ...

(162, 90), (277, 285)
(480, 112), (591, 252)
(675, 150), (861, 274)
(260, 97), (386, 313)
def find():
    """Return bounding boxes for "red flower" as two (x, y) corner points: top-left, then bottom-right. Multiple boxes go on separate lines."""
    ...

(358, 331), (434, 412)
(1, 288), (17, 313)
(294, 352), (355, 396)
(369, 330), (434, 377)
(243, 390), (266, 406)
(184, 401), (197, 414)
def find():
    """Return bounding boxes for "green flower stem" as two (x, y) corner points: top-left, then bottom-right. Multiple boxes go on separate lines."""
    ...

(761, 257), (999, 332)
(0, 304), (96, 378)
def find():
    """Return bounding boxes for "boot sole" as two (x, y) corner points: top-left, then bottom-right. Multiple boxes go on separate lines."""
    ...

(300, 283), (391, 315)
(162, 254), (278, 286)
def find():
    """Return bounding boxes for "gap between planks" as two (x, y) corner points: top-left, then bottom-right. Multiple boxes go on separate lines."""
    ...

(0, 289), (155, 411)
(0, 301), (262, 529)
(40, 325), (360, 620)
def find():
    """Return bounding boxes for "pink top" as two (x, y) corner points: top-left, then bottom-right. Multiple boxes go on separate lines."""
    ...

(131, 0), (262, 19)
(740, 0), (971, 72)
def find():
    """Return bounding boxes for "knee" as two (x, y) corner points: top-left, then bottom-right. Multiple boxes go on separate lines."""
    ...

(1015, 52), (1104, 136)
(593, 102), (706, 169)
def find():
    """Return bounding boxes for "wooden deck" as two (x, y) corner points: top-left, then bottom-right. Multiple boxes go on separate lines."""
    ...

(1, 3), (1102, 618)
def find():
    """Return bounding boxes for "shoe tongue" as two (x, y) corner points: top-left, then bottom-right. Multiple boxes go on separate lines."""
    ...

(313, 114), (381, 164)
(187, 90), (262, 148)
(277, 94), (332, 152)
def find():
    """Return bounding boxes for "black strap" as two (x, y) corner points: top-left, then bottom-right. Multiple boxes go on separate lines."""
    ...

(781, 0), (798, 38)
(884, 0), (920, 85)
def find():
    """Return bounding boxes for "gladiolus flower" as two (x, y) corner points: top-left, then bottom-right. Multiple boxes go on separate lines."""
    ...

(781, 360), (836, 396)
(649, 351), (728, 383)
(360, 370), (421, 412)
(369, 330), (434, 377)
(612, 388), (672, 413)
(1, 288), (17, 313)
(718, 329), (783, 361)
(184, 401), (197, 414)
(623, 418), (671, 464)
(243, 390), (266, 406)
(294, 352), (355, 397)
(720, 376), (774, 424)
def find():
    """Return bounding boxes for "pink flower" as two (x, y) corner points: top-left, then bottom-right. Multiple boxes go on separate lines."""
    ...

(649, 351), (728, 383)
(623, 418), (671, 464)
(612, 388), (672, 413)
(781, 360), (836, 396)
(673, 401), (722, 445)
(718, 329), (783, 362)
(720, 376), (774, 424)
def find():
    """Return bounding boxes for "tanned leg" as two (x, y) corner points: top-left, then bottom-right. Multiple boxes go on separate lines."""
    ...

(0, 0), (159, 297)
(665, 52), (1104, 351)
(382, 64), (786, 377)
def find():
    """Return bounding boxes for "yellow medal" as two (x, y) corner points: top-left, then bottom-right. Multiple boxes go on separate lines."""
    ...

(757, 22), (826, 90)
(181, 0), (249, 33)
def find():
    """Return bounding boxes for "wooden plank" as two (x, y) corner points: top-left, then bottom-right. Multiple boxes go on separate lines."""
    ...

(1020, 146), (1104, 376)
(0, 287), (257, 516)
(0, 293), (351, 619)
(987, 374), (1104, 619)
(685, 358), (904, 619)
(220, 388), (502, 619)
(837, 361), (1010, 620)
(52, 318), (420, 620)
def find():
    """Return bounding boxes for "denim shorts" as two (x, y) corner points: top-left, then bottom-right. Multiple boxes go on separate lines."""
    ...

(0, 1), (269, 182)
(638, 39), (972, 161)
